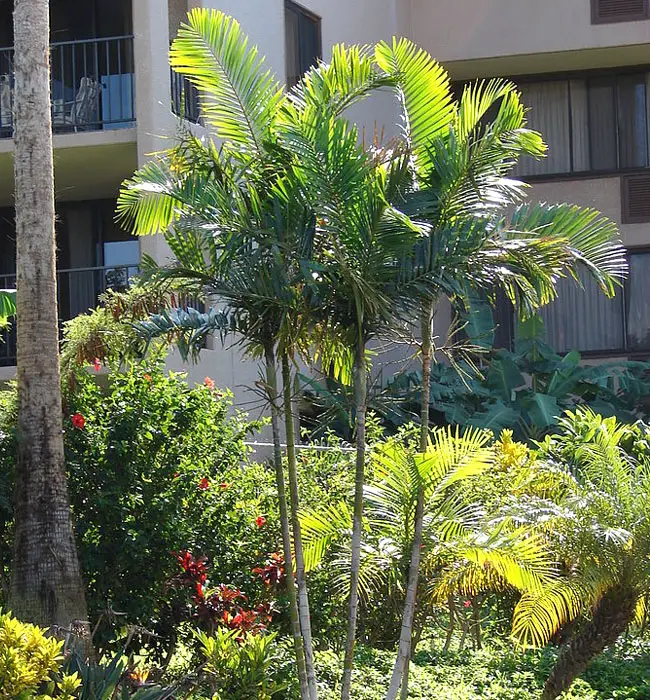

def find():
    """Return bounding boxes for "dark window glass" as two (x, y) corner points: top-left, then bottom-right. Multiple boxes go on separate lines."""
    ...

(618, 74), (649, 169)
(285, 1), (321, 88)
(512, 69), (650, 177)
(588, 77), (618, 171)
(627, 253), (650, 350)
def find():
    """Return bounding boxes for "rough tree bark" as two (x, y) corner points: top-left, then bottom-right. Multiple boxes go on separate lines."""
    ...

(385, 301), (433, 700)
(10, 0), (90, 643)
(542, 585), (638, 700)
(341, 339), (368, 700)
(264, 345), (310, 700)
(282, 353), (318, 700)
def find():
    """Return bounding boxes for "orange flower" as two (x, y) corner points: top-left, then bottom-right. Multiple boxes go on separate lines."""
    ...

(199, 477), (210, 490)
(204, 376), (215, 390)
(143, 373), (152, 382)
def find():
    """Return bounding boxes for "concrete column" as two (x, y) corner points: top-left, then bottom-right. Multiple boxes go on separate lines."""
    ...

(132, 0), (175, 265)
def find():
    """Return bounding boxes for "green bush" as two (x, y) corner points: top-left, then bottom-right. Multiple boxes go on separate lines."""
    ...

(0, 610), (80, 700)
(0, 364), (285, 653)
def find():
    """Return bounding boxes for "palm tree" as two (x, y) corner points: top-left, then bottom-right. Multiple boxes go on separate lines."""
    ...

(374, 40), (628, 699)
(506, 408), (650, 700)
(118, 11), (321, 697)
(9, 0), (89, 639)
(298, 427), (558, 652)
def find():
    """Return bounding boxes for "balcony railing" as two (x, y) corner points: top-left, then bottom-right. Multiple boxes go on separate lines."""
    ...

(171, 70), (202, 124)
(0, 36), (135, 138)
(0, 264), (139, 367)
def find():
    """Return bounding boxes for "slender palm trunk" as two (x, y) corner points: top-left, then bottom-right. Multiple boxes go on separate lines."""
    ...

(264, 345), (310, 700)
(341, 340), (368, 700)
(282, 353), (318, 700)
(386, 301), (433, 700)
(10, 0), (90, 647)
(541, 585), (637, 700)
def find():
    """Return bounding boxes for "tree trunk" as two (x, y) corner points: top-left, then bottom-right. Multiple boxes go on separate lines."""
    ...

(541, 585), (638, 700)
(385, 301), (433, 700)
(443, 597), (456, 653)
(10, 0), (90, 646)
(264, 345), (310, 700)
(341, 340), (368, 700)
(282, 353), (318, 700)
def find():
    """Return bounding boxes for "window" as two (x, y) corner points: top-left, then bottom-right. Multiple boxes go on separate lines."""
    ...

(591, 0), (649, 24)
(538, 251), (650, 354)
(285, 1), (321, 88)
(514, 69), (650, 178)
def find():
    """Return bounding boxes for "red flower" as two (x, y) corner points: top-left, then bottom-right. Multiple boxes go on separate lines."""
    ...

(92, 357), (101, 372)
(144, 373), (152, 382)
(204, 376), (215, 390)
(173, 472), (180, 479)
(220, 482), (230, 490)
(198, 477), (210, 491)
(255, 515), (267, 529)
(71, 413), (86, 430)
(463, 600), (472, 608)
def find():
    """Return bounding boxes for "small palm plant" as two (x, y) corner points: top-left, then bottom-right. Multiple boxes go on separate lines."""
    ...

(506, 408), (650, 700)
(299, 426), (558, 654)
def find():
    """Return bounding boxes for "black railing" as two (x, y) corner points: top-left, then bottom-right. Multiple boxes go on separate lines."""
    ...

(0, 264), (139, 367)
(171, 69), (202, 124)
(0, 36), (135, 138)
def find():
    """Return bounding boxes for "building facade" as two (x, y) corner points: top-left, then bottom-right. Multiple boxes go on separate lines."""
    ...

(1, 0), (649, 402)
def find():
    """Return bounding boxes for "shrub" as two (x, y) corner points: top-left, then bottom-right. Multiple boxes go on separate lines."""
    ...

(0, 610), (81, 700)
(0, 363), (283, 654)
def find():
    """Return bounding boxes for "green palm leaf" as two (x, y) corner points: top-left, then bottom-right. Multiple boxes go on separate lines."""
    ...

(171, 8), (284, 155)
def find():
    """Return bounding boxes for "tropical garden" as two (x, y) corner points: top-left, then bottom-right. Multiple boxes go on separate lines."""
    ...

(2, 5), (650, 700)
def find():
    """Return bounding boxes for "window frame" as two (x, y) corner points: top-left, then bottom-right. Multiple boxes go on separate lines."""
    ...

(493, 248), (650, 358)
(494, 65), (650, 182)
(284, 0), (322, 88)
(591, 0), (650, 24)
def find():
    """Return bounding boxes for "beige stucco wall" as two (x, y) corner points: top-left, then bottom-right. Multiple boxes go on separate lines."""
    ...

(411, 0), (650, 69)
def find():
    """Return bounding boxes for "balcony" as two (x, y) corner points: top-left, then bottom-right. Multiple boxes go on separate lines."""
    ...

(0, 264), (139, 367)
(0, 35), (135, 137)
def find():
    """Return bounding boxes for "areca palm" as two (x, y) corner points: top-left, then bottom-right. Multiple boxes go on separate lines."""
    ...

(505, 408), (650, 700)
(117, 10), (321, 698)
(299, 427), (557, 652)
(0, 290), (15, 329)
(374, 39), (627, 699)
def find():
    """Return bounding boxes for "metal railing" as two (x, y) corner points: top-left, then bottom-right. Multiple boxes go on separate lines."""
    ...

(171, 69), (202, 124)
(0, 264), (139, 367)
(0, 35), (135, 137)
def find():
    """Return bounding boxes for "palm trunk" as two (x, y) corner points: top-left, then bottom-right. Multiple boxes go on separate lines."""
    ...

(341, 340), (368, 700)
(442, 597), (455, 653)
(541, 585), (638, 700)
(10, 0), (90, 648)
(385, 301), (433, 700)
(264, 345), (310, 700)
(281, 353), (318, 700)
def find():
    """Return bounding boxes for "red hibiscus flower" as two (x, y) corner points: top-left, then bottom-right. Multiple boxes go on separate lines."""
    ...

(71, 413), (86, 430)
(464, 600), (472, 608)
(204, 376), (215, 390)
(198, 477), (210, 491)
(92, 357), (101, 372)
(255, 515), (267, 529)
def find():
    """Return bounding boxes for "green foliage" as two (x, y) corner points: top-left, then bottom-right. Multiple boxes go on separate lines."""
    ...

(382, 320), (650, 440)
(0, 290), (16, 330)
(312, 639), (650, 700)
(0, 364), (280, 653)
(197, 628), (288, 699)
(0, 610), (66, 699)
